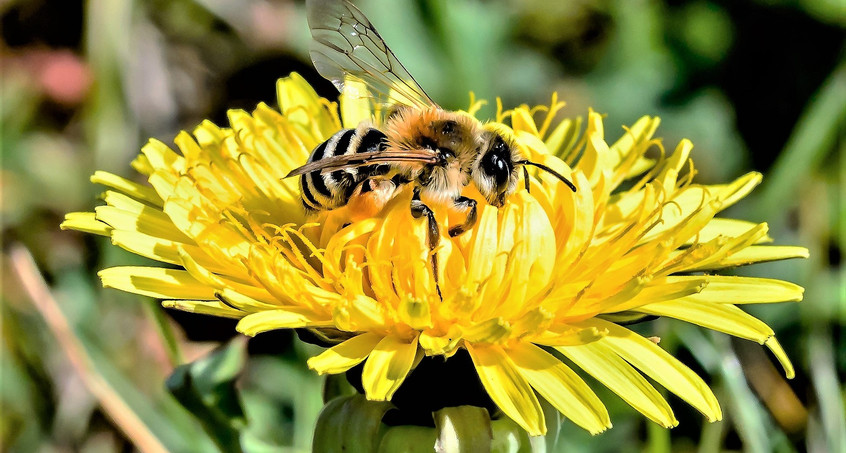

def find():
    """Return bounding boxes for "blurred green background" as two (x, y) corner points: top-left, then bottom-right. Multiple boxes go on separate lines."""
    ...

(1, 0), (843, 451)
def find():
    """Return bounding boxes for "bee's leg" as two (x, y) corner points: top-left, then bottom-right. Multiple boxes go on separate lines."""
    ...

(410, 191), (442, 300)
(347, 177), (398, 222)
(523, 166), (531, 193)
(410, 197), (440, 251)
(447, 196), (477, 237)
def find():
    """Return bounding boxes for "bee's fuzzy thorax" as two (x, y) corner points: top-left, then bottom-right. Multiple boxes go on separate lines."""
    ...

(384, 107), (482, 160)
(380, 107), (482, 205)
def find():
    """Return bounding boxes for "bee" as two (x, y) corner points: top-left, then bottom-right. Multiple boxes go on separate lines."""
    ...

(288, 0), (576, 288)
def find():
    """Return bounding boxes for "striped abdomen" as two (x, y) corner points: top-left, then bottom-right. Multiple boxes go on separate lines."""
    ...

(300, 126), (389, 211)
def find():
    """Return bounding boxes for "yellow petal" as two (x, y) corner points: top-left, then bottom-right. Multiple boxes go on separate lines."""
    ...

(109, 231), (226, 273)
(130, 153), (154, 176)
(637, 300), (774, 344)
(162, 300), (242, 318)
(462, 318), (512, 344)
(655, 139), (693, 192)
(171, 129), (204, 161)
(90, 171), (162, 206)
(191, 120), (227, 150)
(556, 341), (678, 428)
(277, 73), (319, 115)
(161, 198), (250, 258)
(110, 231), (183, 266)
(251, 103), (313, 174)
(512, 192), (557, 305)
(141, 138), (185, 173)
(177, 249), (229, 289)
(98, 267), (216, 300)
(277, 72), (338, 139)
(325, 218), (380, 278)
(686, 276), (804, 304)
(334, 295), (388, 332)
(608, 116), (660, 169)
(711, 172), (761, 210)
(533, 326), (608, 347)
(686, 218), (772, 245)
(398, 295), (433, 330)
(764, 336), (795, 379)
(545, 116), (582, 158)
(146, 170), (179, 201)
(97, 191), (192, 243)
(642, 186), (720, 246)
(418, 328), (462, 357)
(689, 245), (810, 270)
(216, 288), (285, 312)
(509, 308), (553, 338)
(61, 212), (112, 236)
(237, 152), (304, 220)
(511, 107), (540, 137)
(577, 319), (722, 422)
(551, 171), (595, 266)
(237, 308), (332, 336)
(507, 342), (611, 434)
(466, 343), (545, 436)
(664, 223), (773, 273)
(608, 276), (709, 312)
(577, 109), (613, 186)
(639, 301), (796, 379)
(362, 334), (419, 401)
(464, 205), (500, 283)
(308, 332), (383, 375)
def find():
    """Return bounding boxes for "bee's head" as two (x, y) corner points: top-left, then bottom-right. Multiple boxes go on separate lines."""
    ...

(472, 127), (521, 207)
(472, 125), (577, 207)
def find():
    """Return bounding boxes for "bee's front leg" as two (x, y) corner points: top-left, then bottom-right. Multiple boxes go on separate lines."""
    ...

(410, 200), (440, 250)
(410, 189), (442, 300)
(447, 196), (477, 237)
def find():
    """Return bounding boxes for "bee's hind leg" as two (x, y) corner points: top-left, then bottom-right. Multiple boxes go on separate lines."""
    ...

(410, 191), (443, 300)
(447, 196), (477, 237)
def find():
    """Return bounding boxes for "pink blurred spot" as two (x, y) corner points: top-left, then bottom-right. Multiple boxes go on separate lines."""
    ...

(39, 50), (92, 105)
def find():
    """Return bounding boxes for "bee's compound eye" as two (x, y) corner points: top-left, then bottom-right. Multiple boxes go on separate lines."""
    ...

(481, 152), (509, 188)
(492, 136), (509, 154)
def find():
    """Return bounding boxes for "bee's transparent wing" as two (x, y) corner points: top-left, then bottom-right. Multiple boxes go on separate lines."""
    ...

(306, 0), (438, 110)
(285, 149), (439, 178)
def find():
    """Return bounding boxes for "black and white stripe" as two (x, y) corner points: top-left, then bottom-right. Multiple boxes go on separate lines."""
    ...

(299, 126), (388, 211)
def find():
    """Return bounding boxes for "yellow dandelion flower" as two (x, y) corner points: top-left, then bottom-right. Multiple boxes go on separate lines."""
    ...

(62, 73), (808, 437)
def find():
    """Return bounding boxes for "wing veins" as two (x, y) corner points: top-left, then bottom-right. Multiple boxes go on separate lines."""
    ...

(286, 150), (438, 178)
(306, 0), (437, 110)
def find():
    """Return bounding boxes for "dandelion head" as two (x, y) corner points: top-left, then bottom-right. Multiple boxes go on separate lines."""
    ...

(63, 73), (808, 436)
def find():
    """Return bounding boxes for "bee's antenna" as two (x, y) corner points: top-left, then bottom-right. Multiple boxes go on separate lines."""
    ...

(518, 160), (577, 192)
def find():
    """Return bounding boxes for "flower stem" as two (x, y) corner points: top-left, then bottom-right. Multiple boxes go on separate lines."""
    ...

(144, 302), (184, 366)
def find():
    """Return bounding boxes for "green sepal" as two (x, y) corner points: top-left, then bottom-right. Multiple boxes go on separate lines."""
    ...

(313, 396), (555, 452)
(433, 406), (493, 452)
(322, 373), (357, 403)
(378, 425), (438, 453)
(490, 415), (533, 453)
(313, 394), (394, 453)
